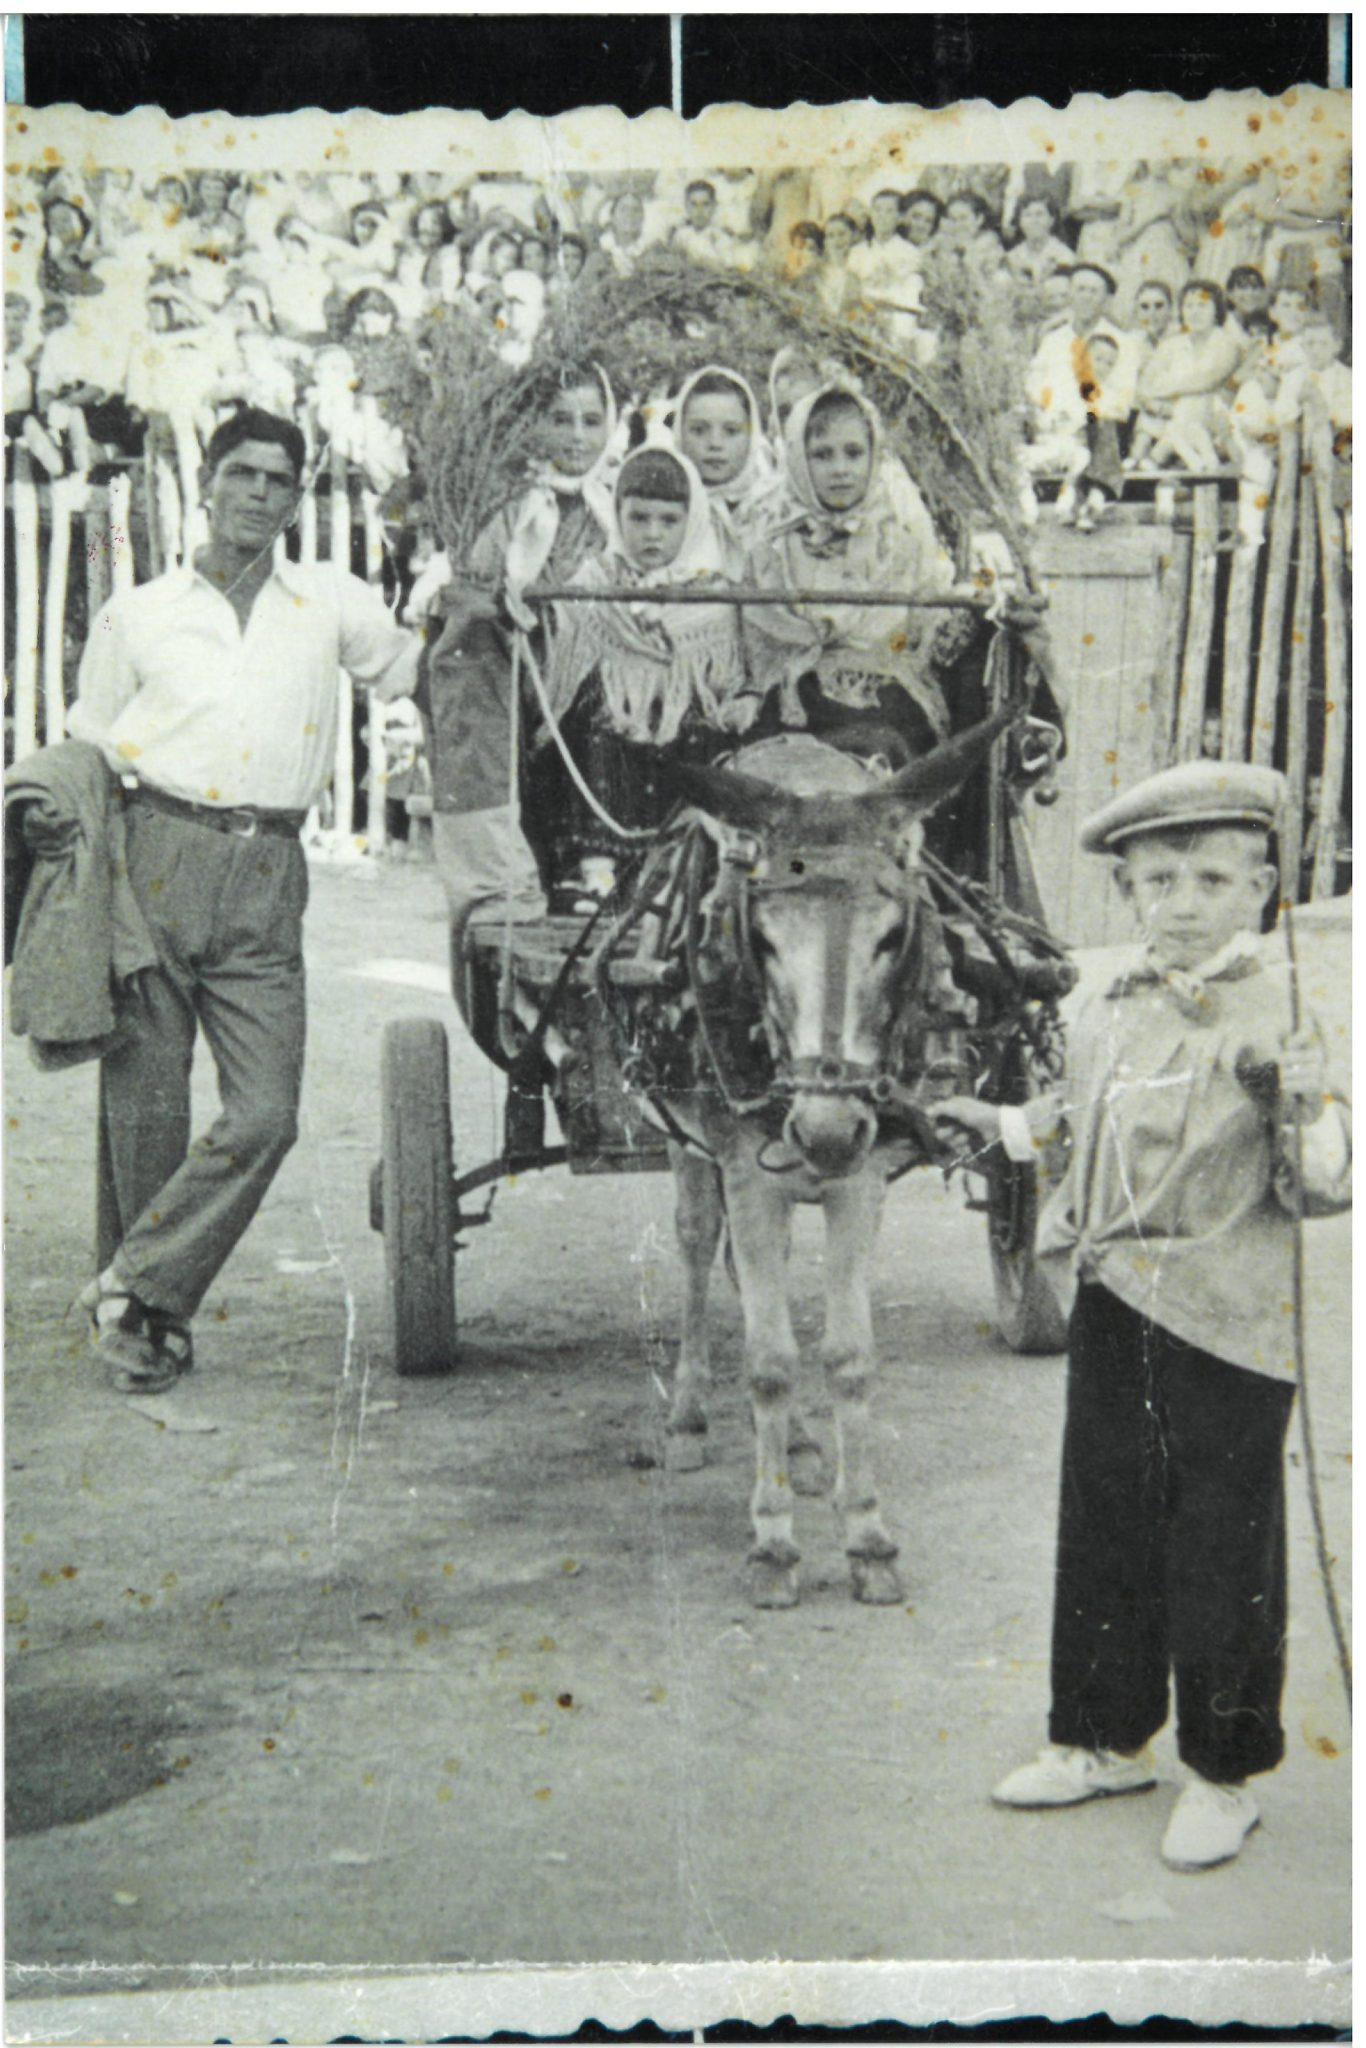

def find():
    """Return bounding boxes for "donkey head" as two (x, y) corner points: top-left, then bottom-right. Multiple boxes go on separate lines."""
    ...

(673, 708), (1012, 1177)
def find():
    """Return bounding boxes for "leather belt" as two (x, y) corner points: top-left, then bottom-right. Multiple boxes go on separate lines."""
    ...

(127, 783), (306, 842)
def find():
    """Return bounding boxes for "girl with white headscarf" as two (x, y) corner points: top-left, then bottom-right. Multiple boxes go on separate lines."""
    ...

(423, 362), (622, 938)
(669, 363), (778, 577)
(531, 442), (756, 881)
(547, 443), (754, 746)
(744, 381), (956, 745)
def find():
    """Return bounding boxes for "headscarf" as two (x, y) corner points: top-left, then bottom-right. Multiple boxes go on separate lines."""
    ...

(765, 345), (824, 442)
(745, 381), (956, 728)
(546, 441), (753, 745)
(669, 363), (777, 568)
(501, 362), (622, 600)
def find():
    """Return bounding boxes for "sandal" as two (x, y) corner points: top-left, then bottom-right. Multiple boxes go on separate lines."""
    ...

(76, 1276), (182, 1395)
(147, 1312), (194, 1377)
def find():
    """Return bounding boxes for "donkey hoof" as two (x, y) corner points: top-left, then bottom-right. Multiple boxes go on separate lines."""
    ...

(664, 1431), (707, 1473)
(850, 1555), (904, 1606)
(750, 1559), (801, 1609)
(788, 1443), (826, 1496)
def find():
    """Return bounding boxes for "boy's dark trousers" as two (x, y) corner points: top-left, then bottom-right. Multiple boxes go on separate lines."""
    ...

(1049, 1281), (1295, 1783)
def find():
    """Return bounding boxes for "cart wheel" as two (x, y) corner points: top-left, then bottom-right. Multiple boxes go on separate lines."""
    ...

(380, 1017), (457, 1375)
(984, 1150), (1067, 1354)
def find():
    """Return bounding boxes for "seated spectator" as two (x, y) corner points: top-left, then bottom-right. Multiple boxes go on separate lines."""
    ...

(1126, 279), (1241, 472)
(263, 215), (334, 339)
(1268, 283), (1312, 371)
(815, 213), (860, 318)
(187, 170), (245, 266)
(1130, 279), (1176, 354)
(1224, 264), (1270, 345)
(671, 179), (744, 268)
(1007, 194), (1073, 287)
(395, 199), (464, 320)
(546, 232), (589, 308)
(847, 187), (926, 351)
(40, 198), (105, 299)
(597, 190), (654, 277)
(899, 189), (942, 268)
(1021, 263), (1137, 520)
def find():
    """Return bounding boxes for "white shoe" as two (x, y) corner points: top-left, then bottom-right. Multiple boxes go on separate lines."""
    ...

(992, 1744), (1157, 1809)
(1161, 1777), (1259, 1871)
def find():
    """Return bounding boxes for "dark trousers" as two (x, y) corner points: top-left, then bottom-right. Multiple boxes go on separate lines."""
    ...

(1049, 1282), (1295, 1783)
(96, 806), (308, 1320)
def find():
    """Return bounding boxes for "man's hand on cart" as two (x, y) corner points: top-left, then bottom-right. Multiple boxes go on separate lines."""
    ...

(932, 1094), (1003, 1161)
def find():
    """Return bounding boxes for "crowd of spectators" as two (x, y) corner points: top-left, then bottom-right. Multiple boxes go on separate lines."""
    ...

(3, 152), (1351, 554)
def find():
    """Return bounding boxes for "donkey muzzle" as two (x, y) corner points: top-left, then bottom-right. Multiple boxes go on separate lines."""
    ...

(783, 1091), (877, 1178)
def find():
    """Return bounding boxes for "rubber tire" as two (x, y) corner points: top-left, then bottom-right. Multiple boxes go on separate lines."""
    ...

(986, 1152), (1069, 1355)
(381, 1017), (457, 1375)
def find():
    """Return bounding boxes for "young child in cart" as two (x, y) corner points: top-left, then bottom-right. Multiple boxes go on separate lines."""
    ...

(420, 361), (620, 939)
(671, 363), (777, 577)
(933, 762), (1351, 1873)
(538, 442), (755, 895)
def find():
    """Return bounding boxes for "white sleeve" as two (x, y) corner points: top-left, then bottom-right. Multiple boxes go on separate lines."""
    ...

(337, 570), (422, 700)
(66, 596), (137, 745)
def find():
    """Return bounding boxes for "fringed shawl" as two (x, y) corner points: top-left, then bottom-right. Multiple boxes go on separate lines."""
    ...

(744, 382), (957, 734)
(546, 446), (754, 746)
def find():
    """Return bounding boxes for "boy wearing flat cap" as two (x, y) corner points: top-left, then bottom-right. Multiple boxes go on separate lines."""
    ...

(938, 761), (1350, 1872)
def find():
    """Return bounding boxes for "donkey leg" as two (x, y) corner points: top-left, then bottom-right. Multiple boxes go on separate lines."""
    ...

(822, 1172), (904, 1606)
(665, 1142), (724, 1472)
(724, 1157), (802, 1608)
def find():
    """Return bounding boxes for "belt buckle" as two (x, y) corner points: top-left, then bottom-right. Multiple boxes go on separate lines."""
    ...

(224, 808), (259, 838)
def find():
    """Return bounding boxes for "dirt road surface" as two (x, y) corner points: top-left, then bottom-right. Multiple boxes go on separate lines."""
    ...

(4, 862), (1351, 2031)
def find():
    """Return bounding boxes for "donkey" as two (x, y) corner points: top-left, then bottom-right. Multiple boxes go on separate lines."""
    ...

(631, 706), (1015, 1609)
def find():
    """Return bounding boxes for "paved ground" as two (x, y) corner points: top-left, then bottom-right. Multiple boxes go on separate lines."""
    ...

(3, 861), (1351, 2033)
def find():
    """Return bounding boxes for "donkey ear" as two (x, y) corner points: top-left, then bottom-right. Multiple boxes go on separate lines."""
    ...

(874, 704), (1019, 817)
(662, 756), (788, 831)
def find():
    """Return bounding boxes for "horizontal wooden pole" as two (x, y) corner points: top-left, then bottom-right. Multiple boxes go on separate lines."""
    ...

(524, 582), (990, 608)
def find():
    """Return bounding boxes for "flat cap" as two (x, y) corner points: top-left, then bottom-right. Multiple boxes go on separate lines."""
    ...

(1080, 761), (1287, 855)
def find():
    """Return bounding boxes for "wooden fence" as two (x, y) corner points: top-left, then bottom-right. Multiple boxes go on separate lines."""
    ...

(5, 447), (403, 853)
(1022, 431), (1351, 945)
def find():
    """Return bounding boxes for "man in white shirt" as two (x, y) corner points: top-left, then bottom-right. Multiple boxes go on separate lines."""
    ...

(68, 407), (419, 1391)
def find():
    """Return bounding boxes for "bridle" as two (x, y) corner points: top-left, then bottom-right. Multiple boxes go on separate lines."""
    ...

(678, 816), (945, 1154)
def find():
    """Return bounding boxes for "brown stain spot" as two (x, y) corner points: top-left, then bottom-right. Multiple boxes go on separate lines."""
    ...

(519, 1688), (538, 1705)
(262, 1737), (276, 1752)
(1255, 492), (1269, 510)
(42, 147), (60, 165)
(1196, 136), (1209, 150)
(533, 1787), (552, 1802)
(1104, 748), (1118, 764)
(556, 1692), (574, 1709)
(1082, 631), (1095, 646)
(413, 1628), (429, 1646)
(1248, 114), (1263, 132)
(1209, 218), (1224, 237)
(1045, 141), (1055, 155)
(1200, 166), (1219, 185)
(1313, 1735), (1338, 1759)
(1136, 701), (1149, 715)
(1325, 700), (1336, 714)
(60, 1565), (77, 1580)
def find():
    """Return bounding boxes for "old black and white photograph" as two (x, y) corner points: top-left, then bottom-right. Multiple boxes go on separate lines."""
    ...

(1, 38), (1351, 2043)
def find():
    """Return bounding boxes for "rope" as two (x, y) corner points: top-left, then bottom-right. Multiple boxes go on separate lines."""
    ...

(1283, 900), (1353, 1712)
(499, 631), (527, 1055)
(513, 626), (658, 844)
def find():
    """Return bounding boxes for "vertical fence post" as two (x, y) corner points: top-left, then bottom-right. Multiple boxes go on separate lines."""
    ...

(360, 485), (388, 856)
(11, 446), (40, 763)
(1281, 458), (1319, 896)
(1174, 483), (1219, 760)
(1250, 425), (1300, 766)
(329, 444), (355, 845)
(84, 482), (113, 629)
(1219, 533), (1259, 760)
(41, 475), (75, 745)
(1308, 419), (1348, 901)
(107, 470), (135, 592)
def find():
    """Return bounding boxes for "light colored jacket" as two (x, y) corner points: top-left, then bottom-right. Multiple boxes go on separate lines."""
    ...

(1007, 940), (1350, 1380)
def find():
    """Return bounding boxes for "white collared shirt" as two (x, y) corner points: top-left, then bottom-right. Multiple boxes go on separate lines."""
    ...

(68, 557), (420, 811)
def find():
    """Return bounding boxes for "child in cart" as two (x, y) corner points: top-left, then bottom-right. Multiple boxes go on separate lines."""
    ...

(933, 762), (1351, 1873)
(420, 360), (620, 939)
(536, 442), (755, 897)
(670, 363), (777, 576)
